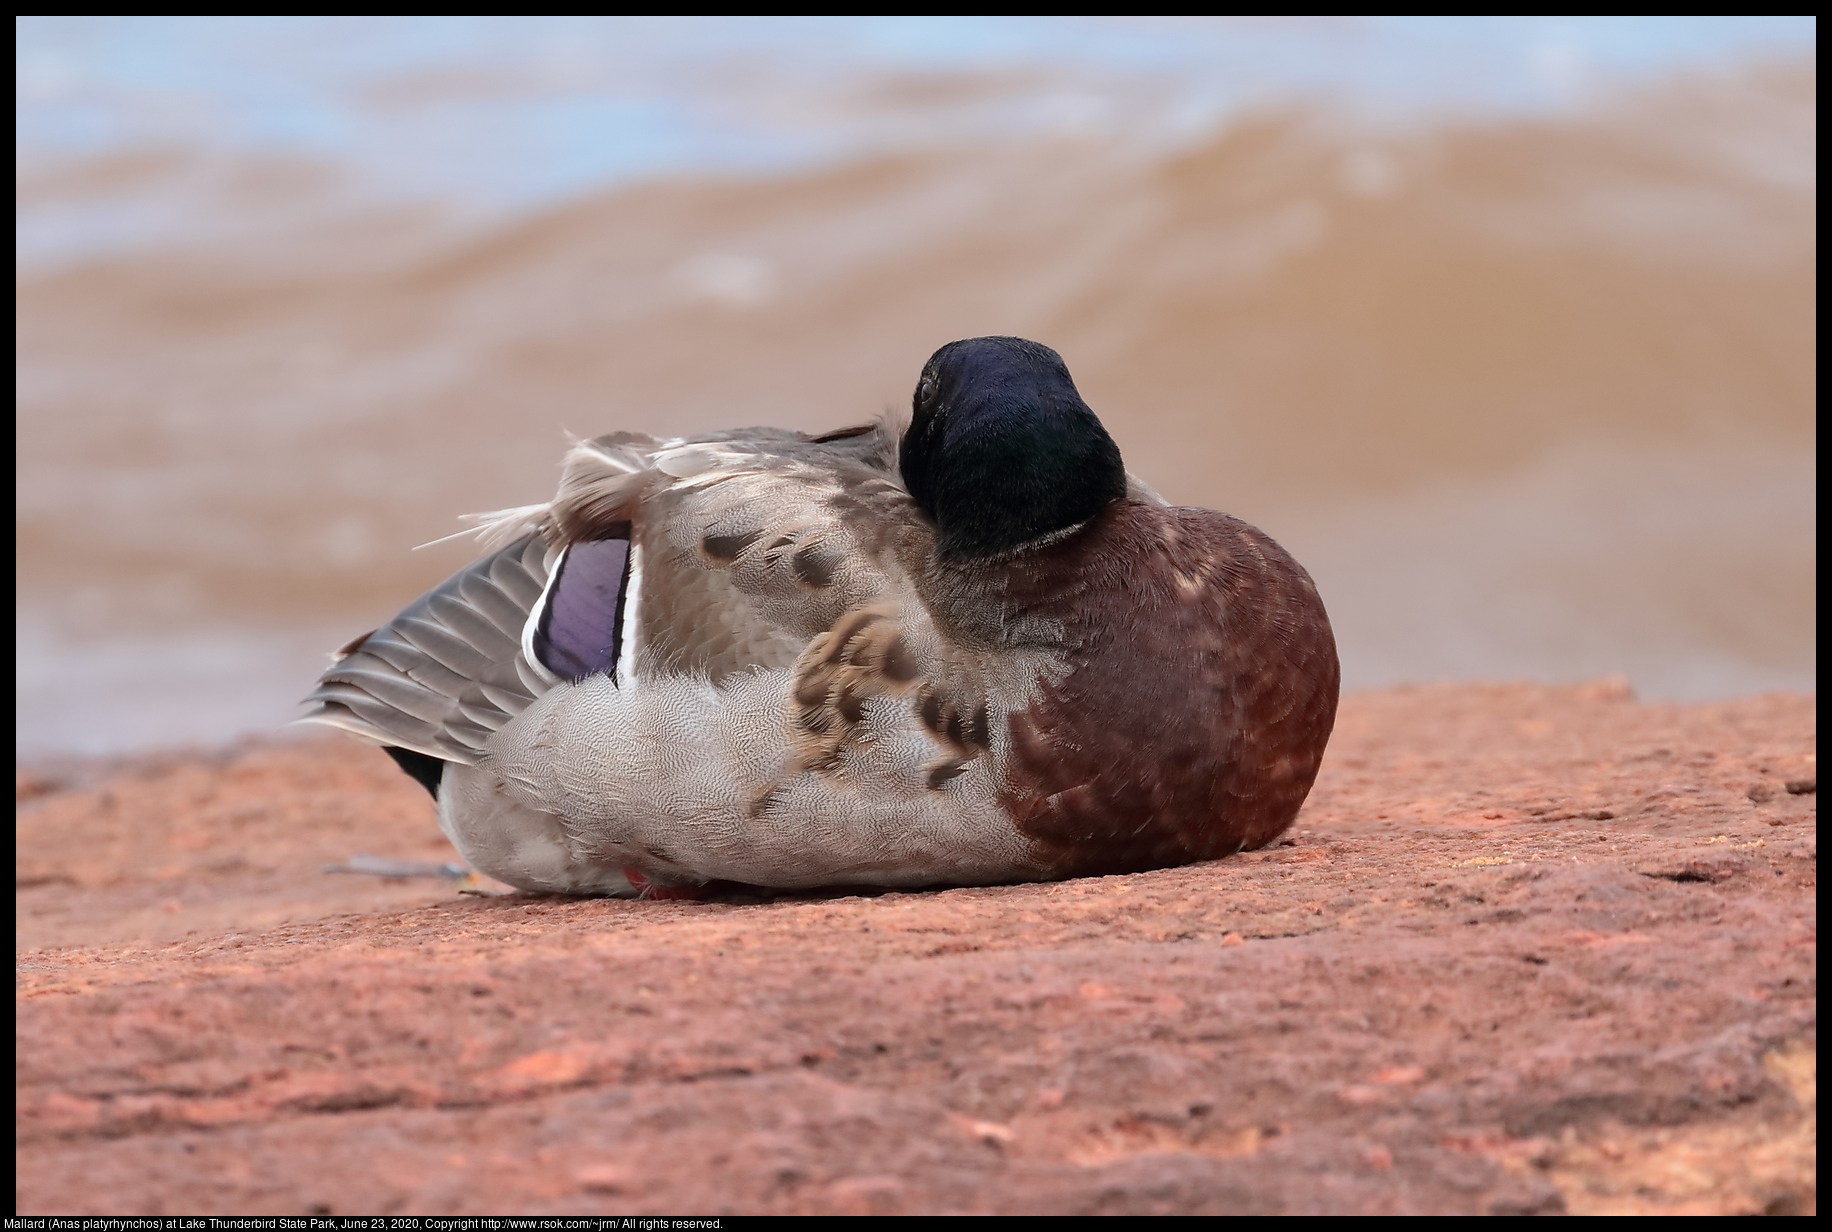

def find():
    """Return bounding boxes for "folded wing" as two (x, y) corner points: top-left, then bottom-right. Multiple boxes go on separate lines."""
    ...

(299, 532), (553, 762)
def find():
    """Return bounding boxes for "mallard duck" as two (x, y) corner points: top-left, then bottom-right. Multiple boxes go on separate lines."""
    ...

(301, 337), (1339, 897)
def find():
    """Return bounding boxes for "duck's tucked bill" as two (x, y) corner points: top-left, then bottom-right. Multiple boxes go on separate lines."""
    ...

(300, 337), (1340, 897)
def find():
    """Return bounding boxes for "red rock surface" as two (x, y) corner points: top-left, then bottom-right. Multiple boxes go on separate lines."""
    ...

(16, 682), (1816, 1216)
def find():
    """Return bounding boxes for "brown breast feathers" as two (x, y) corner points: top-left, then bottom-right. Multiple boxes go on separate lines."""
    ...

(996, 500), (1340, 876)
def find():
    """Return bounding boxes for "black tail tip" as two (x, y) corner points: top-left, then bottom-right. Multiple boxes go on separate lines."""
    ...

(383, 746), (446, 800)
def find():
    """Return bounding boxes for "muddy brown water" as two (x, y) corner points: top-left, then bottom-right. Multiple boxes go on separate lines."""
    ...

(15, 60), (1816, 756)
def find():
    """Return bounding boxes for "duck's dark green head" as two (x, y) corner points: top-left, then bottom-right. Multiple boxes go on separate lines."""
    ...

(901, 337), (1126, 559)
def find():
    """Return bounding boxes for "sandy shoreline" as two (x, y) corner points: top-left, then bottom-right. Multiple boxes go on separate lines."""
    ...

(16, 680), (1816, 1214)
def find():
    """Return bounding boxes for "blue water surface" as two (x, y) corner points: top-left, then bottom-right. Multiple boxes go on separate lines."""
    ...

(17, 17), (1816, 240)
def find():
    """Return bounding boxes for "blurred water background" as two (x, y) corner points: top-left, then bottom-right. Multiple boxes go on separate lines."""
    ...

(16, 16), (1817, 758)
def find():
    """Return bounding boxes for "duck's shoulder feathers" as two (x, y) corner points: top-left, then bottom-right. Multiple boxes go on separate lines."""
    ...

(299, 420), (948, 762)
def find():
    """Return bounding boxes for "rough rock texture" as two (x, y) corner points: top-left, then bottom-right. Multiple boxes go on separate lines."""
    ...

(16, 681), (1816, 1216)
